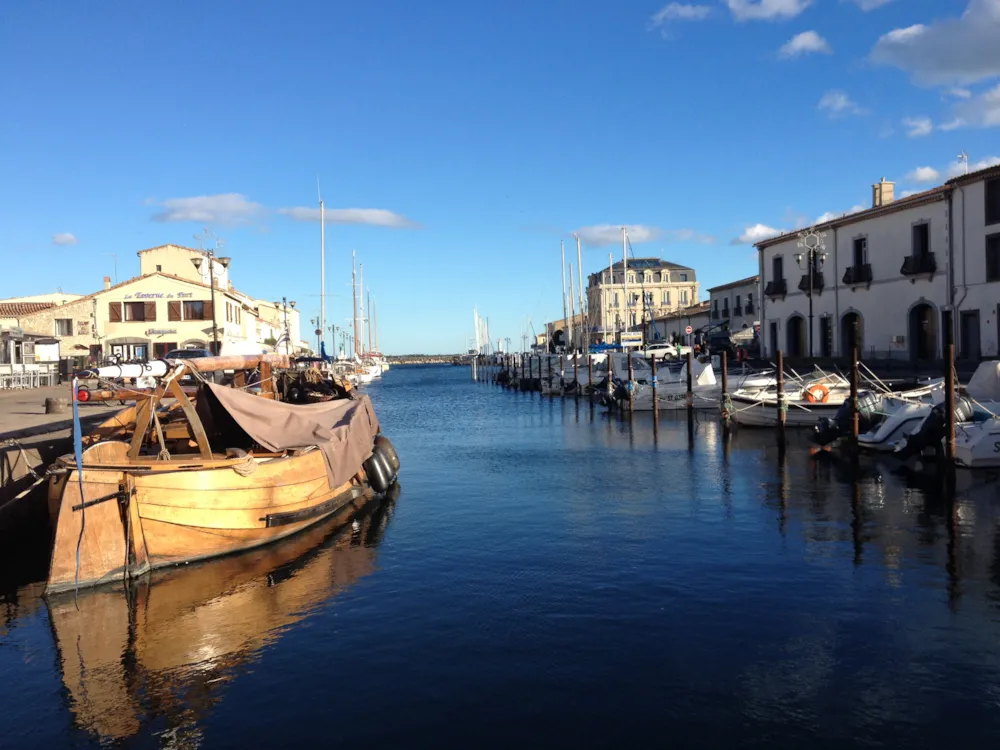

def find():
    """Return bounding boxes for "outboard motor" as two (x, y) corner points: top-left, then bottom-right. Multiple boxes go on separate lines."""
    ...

(812, 390), (883, 446)
(895, 395), (974, 458)
(612, 381), (631, 404)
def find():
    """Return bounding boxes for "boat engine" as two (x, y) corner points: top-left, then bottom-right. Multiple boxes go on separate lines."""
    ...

(812, 390), (883, 446)
(894, 395), (975, 458)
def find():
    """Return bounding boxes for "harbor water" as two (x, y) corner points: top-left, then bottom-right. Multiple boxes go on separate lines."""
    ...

(3, 364), (1000, 748)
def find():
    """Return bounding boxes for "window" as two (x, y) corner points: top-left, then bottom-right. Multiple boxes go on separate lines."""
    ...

(54, 319), (73, 336)
(712, 299), (718, 311)
(987, 234), (1000, 282)
(662, 291), (670, 305)
(644, 292), (653, 305)
(155, 264), (162, 271)
(987, 177), (1000, 226)
(772, 255), (784, 281)
(853, 237), (868, 269)
(735, 294), (741, 309)
(679, 273), (688, 281)
(613, 293), (619, 308)
(912, 223), (930, 256)
(184, 300), (208, 320)
(680, 290), (689, 305)
(628, 273), (635, 284)
(124, 301), (148, 321)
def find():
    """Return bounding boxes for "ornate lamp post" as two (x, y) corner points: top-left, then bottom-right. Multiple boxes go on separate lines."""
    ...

(272, 297), (296, 355)
(191, 253), (230, 354)
(795, 229), (827, 358)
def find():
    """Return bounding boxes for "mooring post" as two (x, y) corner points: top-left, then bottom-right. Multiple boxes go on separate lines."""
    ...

(945, 342), (956, 462)
(720, 350), (729, 424)
(651, 354), (659, 428)
(626, 350), (634, 415)
(521, 353), (526, 387)
(573, 354), (579, 401)
(686, 350), (694, 414)
(776, 350), (786, 437)
(547, 355), (553, 396)
(850, 345), (860, 450)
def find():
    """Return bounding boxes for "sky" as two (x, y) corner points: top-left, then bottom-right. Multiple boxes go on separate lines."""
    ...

(2, 0), (999, 354)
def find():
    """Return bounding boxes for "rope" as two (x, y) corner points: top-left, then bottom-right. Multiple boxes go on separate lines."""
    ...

(231, 454), (257, 476)
(151, 408), (170, 461)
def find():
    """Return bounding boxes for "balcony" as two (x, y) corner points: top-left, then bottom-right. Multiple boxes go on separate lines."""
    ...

(722, 308), (730, 320)
(797, 271), (824, 295)
(733, 306), (743, 317)
(711, 309), (720, 320)
(744, 303), (754, 315)
(842, 263), (873, 286)
(900, 252), (937, 277)
(764, 279), (787, 298)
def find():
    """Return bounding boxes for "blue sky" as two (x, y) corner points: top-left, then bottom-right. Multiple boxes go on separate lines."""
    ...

(2, 0), (998, 353)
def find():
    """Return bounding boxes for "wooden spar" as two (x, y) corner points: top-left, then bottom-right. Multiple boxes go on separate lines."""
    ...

(166, 378), (212, 459)
(80, 387), (199, 402)
(185, 353), (291, 373)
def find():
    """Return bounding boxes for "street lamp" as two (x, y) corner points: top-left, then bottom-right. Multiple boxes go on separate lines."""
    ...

(272, 297), (295, 355)
(191, 253), (230, 354)
(795, 229), (828, 358)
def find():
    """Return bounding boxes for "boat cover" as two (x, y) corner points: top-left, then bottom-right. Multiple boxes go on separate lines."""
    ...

(205, 384), (380, 489)
(967, 360), (1000, 402)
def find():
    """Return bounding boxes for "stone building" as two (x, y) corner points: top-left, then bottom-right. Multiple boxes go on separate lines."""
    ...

(586, 258), (699, 344)
(756, 166), (1000, 360)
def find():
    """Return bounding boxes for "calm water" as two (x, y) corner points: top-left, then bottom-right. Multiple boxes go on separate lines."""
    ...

(3, 364), (1000, 748)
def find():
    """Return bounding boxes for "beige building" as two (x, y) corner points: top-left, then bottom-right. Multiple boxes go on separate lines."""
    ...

(643, 301), (711, 345)
(586, 258), (699, 343)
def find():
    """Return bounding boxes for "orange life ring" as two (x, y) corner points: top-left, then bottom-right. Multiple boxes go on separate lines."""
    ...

(804, 384), (830, 404)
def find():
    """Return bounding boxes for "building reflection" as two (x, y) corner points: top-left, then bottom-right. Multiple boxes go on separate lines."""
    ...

(46, 489), (398, 745)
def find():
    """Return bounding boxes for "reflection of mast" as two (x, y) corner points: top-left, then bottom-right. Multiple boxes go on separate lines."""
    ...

(47, 494), (397, 744)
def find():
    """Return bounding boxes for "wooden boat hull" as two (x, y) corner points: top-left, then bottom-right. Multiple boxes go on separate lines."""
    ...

(46, 444), (375, 593)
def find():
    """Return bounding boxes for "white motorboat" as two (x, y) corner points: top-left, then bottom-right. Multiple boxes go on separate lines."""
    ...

(730, 373), (852, 427)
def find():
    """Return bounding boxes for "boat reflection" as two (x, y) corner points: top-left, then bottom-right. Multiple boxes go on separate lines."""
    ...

(46, 485), (399, 744)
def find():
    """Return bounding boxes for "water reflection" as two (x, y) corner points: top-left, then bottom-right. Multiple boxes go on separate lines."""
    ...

(45, 489), (397, 745)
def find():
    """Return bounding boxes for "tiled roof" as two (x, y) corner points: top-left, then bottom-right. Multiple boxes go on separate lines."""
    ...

(707, 275), (759, 293)
(0, 302), (55, 317)
(136, 243), (204, 255)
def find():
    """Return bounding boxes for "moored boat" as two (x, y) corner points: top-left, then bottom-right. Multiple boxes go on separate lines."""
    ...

(45, 354), (400, 594)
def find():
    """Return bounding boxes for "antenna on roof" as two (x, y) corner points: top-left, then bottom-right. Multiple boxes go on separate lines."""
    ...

(957, 151), (969, 175)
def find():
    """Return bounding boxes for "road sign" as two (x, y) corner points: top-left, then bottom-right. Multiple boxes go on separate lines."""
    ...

(685, 325), (693, 335)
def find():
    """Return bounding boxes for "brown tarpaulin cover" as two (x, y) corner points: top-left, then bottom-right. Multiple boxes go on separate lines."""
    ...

(205, 384), (380, 489)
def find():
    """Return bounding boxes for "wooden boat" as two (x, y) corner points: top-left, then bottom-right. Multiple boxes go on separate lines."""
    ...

(45, 353), (399, 594)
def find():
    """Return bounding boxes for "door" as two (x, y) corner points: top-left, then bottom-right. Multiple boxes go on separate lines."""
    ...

(960, 310), (981, 360)
(819, 317), (833, 358)
(769, 322), (778, 356)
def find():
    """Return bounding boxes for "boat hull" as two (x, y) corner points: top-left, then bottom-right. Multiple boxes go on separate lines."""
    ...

(731, 397), (843, 427)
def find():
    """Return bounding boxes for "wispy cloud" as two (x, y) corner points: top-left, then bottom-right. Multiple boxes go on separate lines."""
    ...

(945, 155), (1000, 178)
(870, 1), (1000, 85)
(945, 87), (972, 99)
(730, 223), (782, 245)
(151, 193), (265, 225)
(815, 204), (866, 224)
(779, 30), (831, 58)
(572, 224), (678, 247)
(849, 0), (893, 10)
(939, 117), (966, 131)
(726, 0), (812, 22)
(906, 165), (941, 182)
(52, 232), (78, 246)
(278, 206), (421, 228)
(817, 89), (866, 117)
(650, 2), (712, 25)
(954, 82), (1000, 128)
(902, 116), (933, 137)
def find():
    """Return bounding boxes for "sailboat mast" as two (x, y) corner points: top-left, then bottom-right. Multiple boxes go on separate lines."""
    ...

(320, 198), (325, 353)
(560, 241), (568, 350)
(367, 288), (373, 353)
(622, 227), (629, 337)
(569, 263), (576, 352)
(359, 262), (365, 355)
(352, 250), (359, 358)
(607, 251), (613, 341)
(576, 234), (584, 346)
(374, 299), (379, 351)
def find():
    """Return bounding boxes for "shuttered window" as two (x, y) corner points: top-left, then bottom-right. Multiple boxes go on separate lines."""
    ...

(987, 178), (1000, 226)
(168, 301), (182, 321)
(109, 302), (122, 322)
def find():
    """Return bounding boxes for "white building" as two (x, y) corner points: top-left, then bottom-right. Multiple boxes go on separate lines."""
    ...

(707, 275), (760, 345)
(643, 302), (711, 345)
(756, 167), (1000, 361)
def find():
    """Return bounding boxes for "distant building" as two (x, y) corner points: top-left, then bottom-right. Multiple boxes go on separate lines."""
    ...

(707, 275), (760, 344)
(586, 258), (699, 344)
(644, 301), (711, 345)
(757, 166), (1000, 360)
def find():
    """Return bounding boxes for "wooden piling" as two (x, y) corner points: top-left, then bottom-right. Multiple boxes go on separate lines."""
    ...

(776, 350), (786, 435)
(850, 345), (860, 449)
(686, 350), (694, 413)
(650, 354), (658, 413)
(720, 350), (729, 422)
(521, 353), (526, 386)
(547, 355), (553, 396)
(588, 355), (594, 417)
(626, 351), (634, 414)
(573, 354), (579, 401)
(944, 342), (955, 462)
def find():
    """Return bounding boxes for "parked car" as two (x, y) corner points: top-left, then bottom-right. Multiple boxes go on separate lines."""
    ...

(163, 348), (214, 383)
(642, 344), (692, 361)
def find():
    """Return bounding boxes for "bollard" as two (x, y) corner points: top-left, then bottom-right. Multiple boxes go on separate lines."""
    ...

(850, 345), (860, 449)
(945, 343), (955, 462)
(686, 350), (694, 413)
(776, 350), (786, 433)
(44, 397), (68, 415)
(720, 350), (729, 423)
(547, 355), (553, 397)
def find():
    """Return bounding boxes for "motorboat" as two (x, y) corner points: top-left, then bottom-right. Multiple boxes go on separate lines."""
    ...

(46, 354), (400, 593)
(730, 372), (852, 427)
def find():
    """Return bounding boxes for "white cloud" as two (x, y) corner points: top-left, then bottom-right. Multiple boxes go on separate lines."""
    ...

(939, 117), (967, 131)
(151, 193), (264, 225)
(954, 82), (1000, 128)
(945, 87), (972, 99)
(730, 223), (782, 245)
(945, 155), (1000, 178)
(649, 3), (712, 25)
(278, 206), (420, 228)
(902, 116), (934, 137)
(571, 224), (713, 247)
(726, 0), (812, 22)
(779, 31), (831, 58)
(668, 228), (718, 244)
(817, 90), (866, 117)
(870, 1), (1000, 85)
(816, 204), (867, 223)
(906, 166), (941, 183)
(850, 0), (893, 9)
(52, 232), (78, 246)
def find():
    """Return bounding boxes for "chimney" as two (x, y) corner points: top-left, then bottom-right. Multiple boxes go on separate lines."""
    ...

(872, 177), (895, 208)
(103, 276), (111, 290)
